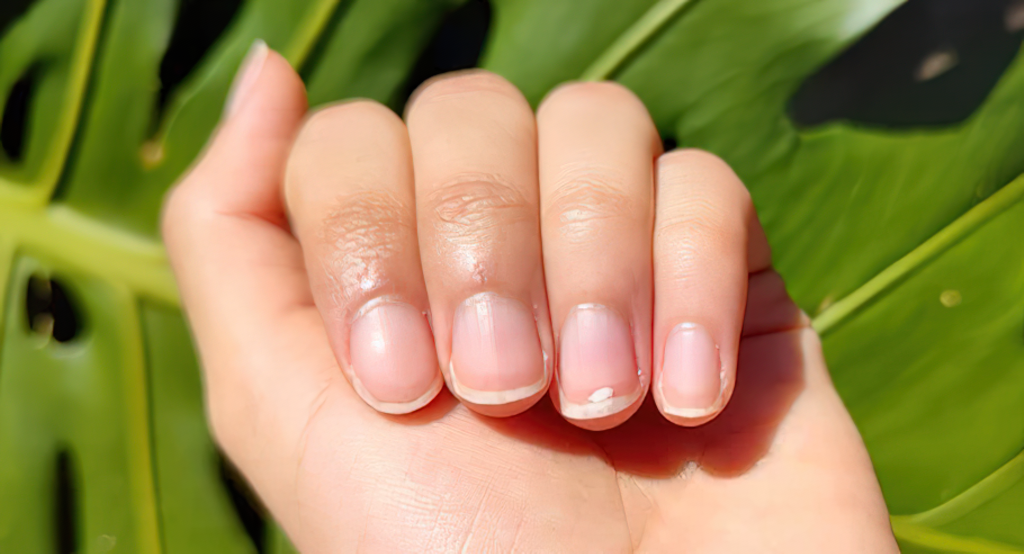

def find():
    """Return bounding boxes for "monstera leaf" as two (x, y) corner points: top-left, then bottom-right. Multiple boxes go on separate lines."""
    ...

(1, 0), (1022, 551)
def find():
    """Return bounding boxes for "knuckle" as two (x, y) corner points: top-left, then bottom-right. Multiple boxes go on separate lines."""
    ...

(411, 70), (525, 109)
(286, 102), (407, 207)
(656, 196), (729, 245)
(544, 168), (636, 243)
(426, 174), (533, 243)
(656, 216), (730, 282)
(540, 80), (644, 115)
(658, 148), (729, 171)
(288, 102), (404, 189)
(657, 148), (754, 214)
(658, 149), (745, 196)
(318, 190), (415, 304)
(300, 100), (400, 143)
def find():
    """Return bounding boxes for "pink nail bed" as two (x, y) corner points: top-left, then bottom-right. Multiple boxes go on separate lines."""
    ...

(660, 322), (722, 417)
(557, 304), (641, 419)
(349, 300), (441, 413)
(449, 293), (546, 404)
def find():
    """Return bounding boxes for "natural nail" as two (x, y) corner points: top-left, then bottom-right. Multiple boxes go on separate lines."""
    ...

(449, 293), (546, 405)
(349, 300), (441, 414)
(660, 322), (722, 417)
(557, 304), (642, 420)
(224, 39), (269, 117)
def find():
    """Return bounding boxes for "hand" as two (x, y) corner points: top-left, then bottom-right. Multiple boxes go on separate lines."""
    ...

(162, 43), (899, 552)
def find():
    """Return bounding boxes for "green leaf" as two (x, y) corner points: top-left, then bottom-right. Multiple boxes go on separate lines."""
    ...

(0, 0), (104, 202)
(2, 0), (1023, 551)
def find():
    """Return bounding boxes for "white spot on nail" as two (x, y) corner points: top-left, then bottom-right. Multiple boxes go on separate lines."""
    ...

(589, 387), (614, 403)
(940, 289), (962, 308)
(916, 48), (958, 82)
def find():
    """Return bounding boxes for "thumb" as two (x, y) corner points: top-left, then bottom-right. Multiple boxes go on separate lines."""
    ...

(161, 42), (326, 473)
(180, 40), (308, 223)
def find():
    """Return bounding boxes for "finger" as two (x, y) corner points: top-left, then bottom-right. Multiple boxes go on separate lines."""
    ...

(406, 70), (552, 416)
(283, 101), (442, 414)
(161, 43), (327, 503)
(652, 149), (772, 426)
(536, 82), (660, 429)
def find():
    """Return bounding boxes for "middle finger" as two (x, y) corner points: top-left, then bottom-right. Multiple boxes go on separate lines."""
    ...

(537, 82), (660, 430)
(406, 70), (553, 417)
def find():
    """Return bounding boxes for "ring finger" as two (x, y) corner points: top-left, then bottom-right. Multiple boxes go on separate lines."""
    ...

(536, 82), (660, 430)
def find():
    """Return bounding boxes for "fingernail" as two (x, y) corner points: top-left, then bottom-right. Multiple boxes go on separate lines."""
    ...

(660, 322), (723, 417)
(349, 300), (442, 414)
(224, 39), (269, 117)
(557, 304), (642, 420)
(449, 293), (546, 405)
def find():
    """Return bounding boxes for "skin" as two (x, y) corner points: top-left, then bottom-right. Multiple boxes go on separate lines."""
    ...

(162, 44), (900, 553)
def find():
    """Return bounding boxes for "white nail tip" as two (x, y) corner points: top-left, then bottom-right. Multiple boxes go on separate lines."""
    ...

(351, 373), (444, 415)
(559, 385), (643, 420)
(661, 405), (718, 419)
(448, 360), (548, 405)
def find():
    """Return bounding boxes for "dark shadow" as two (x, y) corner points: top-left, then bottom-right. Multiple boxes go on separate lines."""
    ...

(218, 452), (267, 552)
(387, 273), (807, 479)
(0, 0), (36, 39)
(25, 275), (83, 343)
(790, 0), (1024, 128)
(54, 449), (78, 554)
(1, 65), (38, 162)
(151, 0), (245, 136)
(594, 331), (805, 478)
(396, 0), (492, 111)
(476, 329), (806, 479)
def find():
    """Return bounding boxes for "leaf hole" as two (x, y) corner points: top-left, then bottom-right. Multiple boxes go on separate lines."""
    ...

(25, 275), (83, 343)
(218, 451), (267, 552)
(150, 0), (246, 138)
(789, 0), (1024, 129)
(54, 449), (79, 554)
(1, 65), (40, 163)
(398, 0), (493, 110)
(0, 0), (37, 39)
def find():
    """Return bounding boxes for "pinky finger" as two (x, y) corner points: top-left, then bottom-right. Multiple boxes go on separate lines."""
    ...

(652, 149), (771, 426)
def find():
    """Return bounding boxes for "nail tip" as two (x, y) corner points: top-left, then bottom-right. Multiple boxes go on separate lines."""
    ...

(661, 404), (719, 419)
(449, 360), (547, 405)
(558, 386), (643, 421)
(224, 38), (271, 117)
(354, 375), (444, 415)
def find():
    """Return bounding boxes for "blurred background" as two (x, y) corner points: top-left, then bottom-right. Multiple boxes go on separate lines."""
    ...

(1, 0), (1023, 552)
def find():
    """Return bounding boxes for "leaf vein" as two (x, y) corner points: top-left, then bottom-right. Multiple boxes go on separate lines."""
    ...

(812, 174), (1024, 335)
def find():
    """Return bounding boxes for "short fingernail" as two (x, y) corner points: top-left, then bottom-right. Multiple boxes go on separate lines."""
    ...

(557, 304), (642, 420)
(660, 322), (722, 417)
(449, 293), (546, 405)
(349, 300), (442, 414)
(224, 39), (268, 117)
